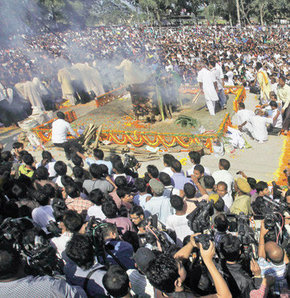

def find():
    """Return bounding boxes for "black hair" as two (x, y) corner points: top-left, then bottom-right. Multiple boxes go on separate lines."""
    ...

(65, 183), (80, 198)
(71, 154), (82, 167)
(0, 243), (21, 280)
(256, 62), (262, 71)
(89, 164), (103, 179)
(171, 159), (182, 173)
(42, 151), (53, 161)
(134, 178), (147, 192)
(220, 234), (241, 262)
(65, 234), (94, 270)
(99, 164), (109, 177)
(147, 165), (159, 179)
(102, 200), (118, 218)
(214, 213), (229, 232)
(217, 181), (228, 190)
(188, 151), (201, 164)
(56, 111), (65, 119)
(184, 183), (196, 198)
(22, 154), (34, 166)
(163, 154), (175, 167)
(101, 222), (118, 239)
(204, 175), (215, 189)
(73, 166), (84, 179)
(102, 265), (130, 297)
(113, 160), (124, 174)
(255, 181), (268, 193)
(146, 253), (179, 294)
(12, 142), (24, 149)
(238, 102), (245, 109)
(214, 197), (225, 212)
(89, 189), (104, 206)
(32, 190), (50, 206)
(116, 187), (131, 199)
(279, 75), (286, 82)
(115, 176), (128, 189)
(159, 172), (172, 186)
(269, 100), (278, 108)
(43, 183), (55, 199)
(93, 148), (104, 160)
(247, 177), (256, 190)
(219, 159), (230, 170)
(35, 166), (49, 180)
(170, 195), (184, 211)
(129, 205), (144, 217)
(194, 164), (204, 175)
(63, 210), (84, 233)
(54, 161), (67, 176)
(61, 175), (74, 187)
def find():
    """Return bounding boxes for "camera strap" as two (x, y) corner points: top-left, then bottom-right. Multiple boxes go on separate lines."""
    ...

(83, 266), (107, 298)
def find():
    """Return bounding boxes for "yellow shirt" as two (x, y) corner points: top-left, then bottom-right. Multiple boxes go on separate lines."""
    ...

(230, 194), (251, 215)
(277, 84), (290, 110)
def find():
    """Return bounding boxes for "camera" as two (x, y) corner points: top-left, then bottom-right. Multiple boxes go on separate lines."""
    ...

(194, 234), (213, 250)
(187, 200), (214, 233)
(124, 154), (139, 169)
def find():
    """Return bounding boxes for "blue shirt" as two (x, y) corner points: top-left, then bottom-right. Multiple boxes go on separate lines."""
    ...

(171, 172), (192, 190)
(85, 157), (113, 175)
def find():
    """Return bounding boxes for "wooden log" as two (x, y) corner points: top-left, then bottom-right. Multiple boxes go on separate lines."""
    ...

(92, 125), (103, 149)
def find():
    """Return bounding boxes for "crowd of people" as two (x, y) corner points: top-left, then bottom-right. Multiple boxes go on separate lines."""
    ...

(0, 120), (289, 297)
(0, 25), (289, 129)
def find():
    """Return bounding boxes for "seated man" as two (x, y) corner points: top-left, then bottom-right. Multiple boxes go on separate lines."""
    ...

(0, 243), (86, 297)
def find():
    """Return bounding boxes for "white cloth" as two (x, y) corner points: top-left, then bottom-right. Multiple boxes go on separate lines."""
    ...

(226, 127), (245, 149)
(36, 161), (57, 178)
(51, 119), (77, 144)
(221, 193), (233, 209)
(197, 67), (219, 115)
(127, 269), (154, 298)
(212, 64), (224, 90)
(32, 205), (55, 233)
(249, 115), (272, 142)
(51, 232), (72, 259)
(133, 193), (151, 210)
(212, 170), (234, 196)
(166, 214), (192, 246)
(87, 205), (106, 220)
(236, 109), (255, 133)
(271, 109), (282, 129)
(161, 167), (174, 177)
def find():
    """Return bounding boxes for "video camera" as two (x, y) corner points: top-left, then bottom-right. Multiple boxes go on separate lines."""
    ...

(123, 154), (139, 169)
(0, 217), (64, 276)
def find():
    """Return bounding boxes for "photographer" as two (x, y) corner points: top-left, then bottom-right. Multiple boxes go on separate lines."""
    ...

(129, 205), (145, 230)
(146, 237), (232, 297)
(218, 234), (255, 297)
(101, 223), (135, 269)
(257, 220), (288, 295)
(0, 243), (86, 297)
(65, 233), (108, 297)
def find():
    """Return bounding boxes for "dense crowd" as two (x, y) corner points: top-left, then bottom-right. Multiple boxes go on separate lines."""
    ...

(0, 134), (289, 297)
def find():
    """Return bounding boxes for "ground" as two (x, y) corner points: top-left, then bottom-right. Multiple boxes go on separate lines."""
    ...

(0, 91), (285, 183)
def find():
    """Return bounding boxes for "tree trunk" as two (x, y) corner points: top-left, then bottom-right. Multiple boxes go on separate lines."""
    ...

(236, 0), (241, 26)
(260, 3), (264, 26)
(240, 0), (251, 24)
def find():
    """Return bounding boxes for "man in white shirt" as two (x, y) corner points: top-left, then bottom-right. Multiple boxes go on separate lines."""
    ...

(237, 102), (255, 135)
(267, 101), (282, 135)
(249, 109), (273, 143)
(212, 159), (234, 197)
(209, 59), (227, 109)
(166, 195), (192, 246)
(225, 66), (234, 85)
(216, 181), (233, 210)
(197, 62), (219, 116)
(51, 111), (80, 160)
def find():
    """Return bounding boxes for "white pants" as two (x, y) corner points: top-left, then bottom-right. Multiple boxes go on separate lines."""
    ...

(206, 100), (216, 115)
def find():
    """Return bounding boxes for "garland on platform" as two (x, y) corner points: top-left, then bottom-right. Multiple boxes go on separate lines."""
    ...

(273, 136), (290, 186)
(224, 86), (246, 112)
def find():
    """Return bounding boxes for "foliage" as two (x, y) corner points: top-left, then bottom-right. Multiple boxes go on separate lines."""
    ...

(175, 115), (198, 128)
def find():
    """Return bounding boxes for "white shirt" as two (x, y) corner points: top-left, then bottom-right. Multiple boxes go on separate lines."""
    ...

(161, 166), (174, 177)
(212, 170), (234, 195)
(36, 161), (57, 178)
(32, 205), (55, 233)
(271, 109), (282, 129)
(51, 119), (77, 144)
(87, 205), (106, 220)
(221, 193), (233, 209)
(236, 109), (255, 132)
(166, 214), (192, 246)
(133, 193), (151, 210)
(249, 115), (272, 142)
(51, 232), (72, 259)
(127, 269), (154, 298)
(197, 68), (219, 102)
(211, 64), (224, 90)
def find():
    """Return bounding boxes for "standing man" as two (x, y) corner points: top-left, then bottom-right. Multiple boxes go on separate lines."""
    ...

(197, 61), (219, 116)
(52, 111), (81, 160)
(277, 76), (290, 134)
(256, 62), (271, 104)
(209, 59), (227, 109)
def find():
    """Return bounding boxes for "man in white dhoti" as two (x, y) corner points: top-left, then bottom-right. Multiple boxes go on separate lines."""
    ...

(57, 68), (77, 105)
(197, 62), (219, 116)
(237, 102), (255, 135)
(249, 109), (272, 143)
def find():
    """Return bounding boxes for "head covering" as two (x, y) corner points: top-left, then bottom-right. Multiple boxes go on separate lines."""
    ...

(133, 247), (156, 272)
(208, 193), (219, 204)
(149, 178), (164, 196)
(236, 178), (251, 193)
